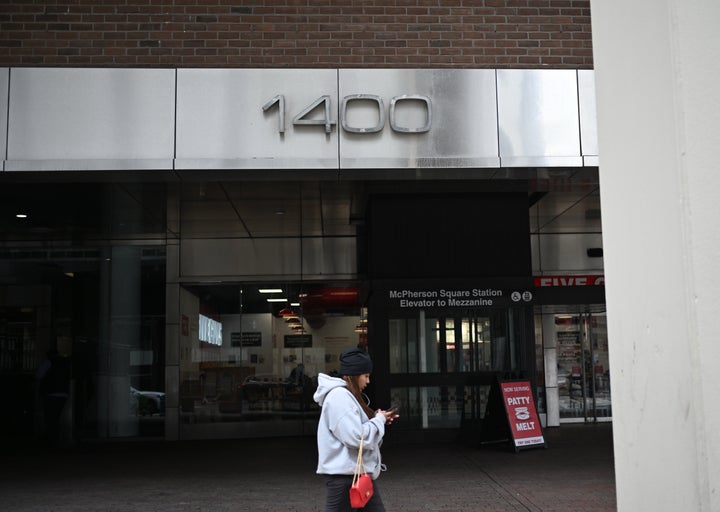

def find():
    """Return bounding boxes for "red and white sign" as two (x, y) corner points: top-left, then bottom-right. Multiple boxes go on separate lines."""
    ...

(534, 275), (604, 287)
(500, 381), (545, 448)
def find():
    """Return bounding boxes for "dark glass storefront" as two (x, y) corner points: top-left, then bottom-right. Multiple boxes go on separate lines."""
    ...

(375, 285), (535, 438)
(0, 177), (582, 444)
(0, 182), (168, 445)
(361, 191), (537, 438)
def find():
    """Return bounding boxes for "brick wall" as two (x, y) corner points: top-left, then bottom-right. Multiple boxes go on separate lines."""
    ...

(0, 1), (592, 69)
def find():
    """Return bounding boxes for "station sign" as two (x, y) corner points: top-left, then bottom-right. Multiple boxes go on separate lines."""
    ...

(386, 284), (534, 310)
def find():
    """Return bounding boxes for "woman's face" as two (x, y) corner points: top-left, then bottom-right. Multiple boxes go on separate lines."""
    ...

(358, 373), (370, 390)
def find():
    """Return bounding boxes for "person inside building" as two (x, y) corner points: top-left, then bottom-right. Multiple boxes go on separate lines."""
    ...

(35, 347), (71, 448)
(314, 347), (399, 512)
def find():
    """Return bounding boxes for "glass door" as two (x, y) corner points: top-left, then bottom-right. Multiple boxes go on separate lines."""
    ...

(554, 308), (611, 422)
(387, 306), (533, 431)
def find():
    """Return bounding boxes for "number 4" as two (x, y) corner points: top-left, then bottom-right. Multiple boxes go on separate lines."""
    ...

(292, 95), (336, 134)
(263, 95), (337, 134)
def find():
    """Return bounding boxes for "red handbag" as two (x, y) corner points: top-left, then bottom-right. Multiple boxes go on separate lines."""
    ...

(349, 432), (374, 508)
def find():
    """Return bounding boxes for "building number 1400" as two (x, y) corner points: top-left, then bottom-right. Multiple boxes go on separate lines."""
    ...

(262, 94), (432, 135)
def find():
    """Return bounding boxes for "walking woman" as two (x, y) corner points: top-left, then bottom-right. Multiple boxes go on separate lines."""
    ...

(314, 348), (399, 511)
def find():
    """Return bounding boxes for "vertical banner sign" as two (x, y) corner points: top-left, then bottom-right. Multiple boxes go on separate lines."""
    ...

(500, 381), (545, 450)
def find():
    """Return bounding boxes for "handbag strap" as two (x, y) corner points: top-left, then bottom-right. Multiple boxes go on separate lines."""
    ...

(352, 431), (366, 485)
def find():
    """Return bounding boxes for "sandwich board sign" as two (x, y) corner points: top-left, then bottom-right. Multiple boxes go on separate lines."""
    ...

(500, 380), (545, 451)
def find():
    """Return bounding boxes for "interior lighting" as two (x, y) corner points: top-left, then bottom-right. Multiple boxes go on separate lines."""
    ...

(16, 213), (27, 218)
(267, 298), (288, 303)
(259, 288), (283, 294)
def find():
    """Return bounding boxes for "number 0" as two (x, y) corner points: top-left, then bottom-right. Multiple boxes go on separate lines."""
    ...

(340, 94), (385, 133)
(389, 95), (432, 133)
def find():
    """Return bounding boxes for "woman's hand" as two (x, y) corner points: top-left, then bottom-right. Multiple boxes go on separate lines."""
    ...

(377, 407), (400, 425)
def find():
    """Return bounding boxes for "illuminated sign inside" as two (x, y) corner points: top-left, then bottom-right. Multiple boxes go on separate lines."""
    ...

(199, 314), (222, 346)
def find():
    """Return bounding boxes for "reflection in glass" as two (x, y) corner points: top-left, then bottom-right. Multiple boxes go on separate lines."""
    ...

(389, 311), (514, 374)
(178, 283), (363, 433)
(550, 311), (611, 421)
(0, 244), (166, 442)
(389, 385), (491, 429)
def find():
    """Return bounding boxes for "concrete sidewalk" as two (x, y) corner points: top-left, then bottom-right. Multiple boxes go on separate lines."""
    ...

(0, 423), (615, 511)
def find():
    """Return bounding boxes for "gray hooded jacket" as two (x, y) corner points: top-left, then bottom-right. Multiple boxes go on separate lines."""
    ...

(313, 373), (386, 479)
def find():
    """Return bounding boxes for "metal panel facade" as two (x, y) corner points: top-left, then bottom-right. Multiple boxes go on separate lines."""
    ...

(0, 69), (7, 170)
(578, 70), (599, 166)
(2, 68), (598, 171)
(6, 68), (175, 171)
(497, 69), (583, 167)
(338, 69), (499, 169)
(175, 69), (339, 170)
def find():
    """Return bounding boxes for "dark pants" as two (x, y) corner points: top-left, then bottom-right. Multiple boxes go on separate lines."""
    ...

(324, 475), (385, 512)
(42, 395), (67, 447)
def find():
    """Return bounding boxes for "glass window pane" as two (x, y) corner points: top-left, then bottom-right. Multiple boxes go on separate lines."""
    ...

(389, 310), (526, 375)
(389, 318), (409, 373)
(534, 312), (546, 414)
(389, 385), (491, 429)
(0, 243), (166, 442)
(178, 282), (362, 434)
